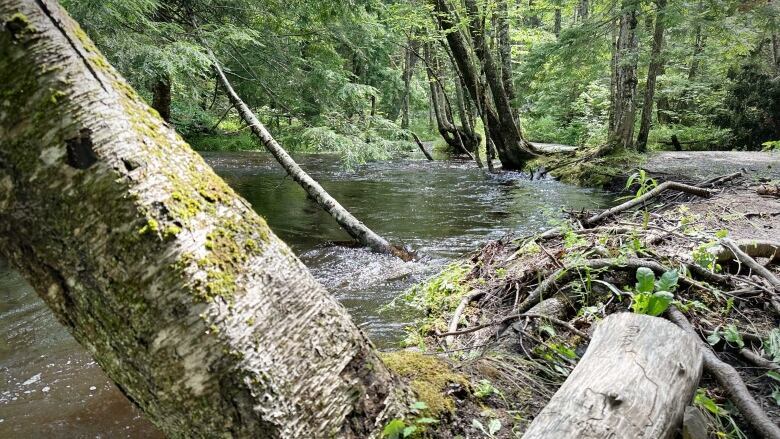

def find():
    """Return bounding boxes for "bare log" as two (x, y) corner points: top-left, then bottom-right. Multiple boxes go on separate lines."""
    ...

(583, 181), (713, 227)
(212, 58), (412, 259)
(411, 132), (434, 161)
(711, 239), (780, 264)
(522, 313), (703, 439)
(667, 307), (780, 439)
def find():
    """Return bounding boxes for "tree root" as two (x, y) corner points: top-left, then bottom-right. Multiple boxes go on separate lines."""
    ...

(739, 348), (780, 373)
(667, 307), (780, 439)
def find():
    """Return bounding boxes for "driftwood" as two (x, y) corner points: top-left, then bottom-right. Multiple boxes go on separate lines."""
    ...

(411, 132), (434, 161)
(522, 313), (703, 439)
(583, 181), (713, 227)
(667, 307), (780, 439)
(711, 239), (780, 265)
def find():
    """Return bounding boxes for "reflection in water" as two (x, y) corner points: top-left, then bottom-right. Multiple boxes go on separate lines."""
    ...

(0, 152), (610, 437)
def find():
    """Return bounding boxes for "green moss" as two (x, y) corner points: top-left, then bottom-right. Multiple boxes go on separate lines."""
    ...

(138, 218), (159, 235)
(163, 225), (181, 239)
(381, 351), (470, 416)
(526, 147), (645, 189)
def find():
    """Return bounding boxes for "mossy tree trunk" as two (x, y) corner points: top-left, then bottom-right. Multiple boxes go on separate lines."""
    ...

(0, 1), (412, 437)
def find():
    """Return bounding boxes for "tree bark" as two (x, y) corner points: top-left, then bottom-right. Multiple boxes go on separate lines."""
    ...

(636, 0), (667, 152)
(522, 313), (703, 438)
(496, 0), (516, 109)
(401, 38), (419, 129)
(431, 0), (538, 170)
(608, 0), (640, 151)
(0, 2), (412, 438)
(152, 76), (171, 123)
(212, 59), (409, 258)
(554, 7), (562, 38)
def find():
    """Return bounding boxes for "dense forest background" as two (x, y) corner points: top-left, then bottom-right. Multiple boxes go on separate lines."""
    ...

(61, 0), (780, 168)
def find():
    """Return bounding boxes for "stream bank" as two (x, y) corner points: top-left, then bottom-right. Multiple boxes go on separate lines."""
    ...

(397, 161), (780, 437)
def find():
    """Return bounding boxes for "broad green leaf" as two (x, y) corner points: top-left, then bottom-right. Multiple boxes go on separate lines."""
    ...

(767, 371), (780, 382)
(723, 325), (744, 348)
(766, 328), (780, 363)
(382, 419), (406, 439)
(655, 270), (679, 293)
(706, 330), (722, 346)
(646, 291), (674, 316)
(402, 426), (417, 437)
(635, 267), (656, 294)
(411, 401), (428, 411)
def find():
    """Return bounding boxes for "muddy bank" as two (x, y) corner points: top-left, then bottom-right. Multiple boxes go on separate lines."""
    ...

(397, 169), (780, 438)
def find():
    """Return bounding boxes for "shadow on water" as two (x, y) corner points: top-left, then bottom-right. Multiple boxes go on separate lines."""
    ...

(0, 152), (611, 437)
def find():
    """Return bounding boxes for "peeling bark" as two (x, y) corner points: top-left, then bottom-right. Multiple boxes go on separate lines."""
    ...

(0, 1), (412, 437)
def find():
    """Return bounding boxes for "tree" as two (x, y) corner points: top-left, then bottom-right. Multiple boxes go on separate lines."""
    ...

(0, 1), (412, 437)
(608, 0), (640, 151)
(636, 0), (667, 152)
(430, 0), (539, 170)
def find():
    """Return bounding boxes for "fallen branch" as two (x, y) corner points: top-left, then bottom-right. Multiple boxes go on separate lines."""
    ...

(667, 307), (780, 439)
(210, 56), (413, 260)
(739, 348), (780, 372)
(711, 239), (780, 264)
(411, 132), (434, 161)
(445, 291), (484, 346)
(721, 238), (780, 292)
(438, 312), (589, 340)
(582, 181), (713, 227)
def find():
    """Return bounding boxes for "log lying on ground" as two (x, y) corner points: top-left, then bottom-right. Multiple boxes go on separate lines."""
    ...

(212, 59), (413, 260)
(720, 238), (780, 291)
(710, 239), (780, 264)
(583, 181), (713, 227)
(522, 313), (703, 439)
(667, 308), (780, 439)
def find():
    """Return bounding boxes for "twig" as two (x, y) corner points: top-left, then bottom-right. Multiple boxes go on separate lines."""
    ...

(437, 313), (590, 340)
(446, 291), (484, 347)
(667, 307), (780, 439)
(739, 348), (780, 372)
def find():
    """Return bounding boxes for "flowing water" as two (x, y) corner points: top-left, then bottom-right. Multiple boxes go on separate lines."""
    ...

(0, 152), (610, 437)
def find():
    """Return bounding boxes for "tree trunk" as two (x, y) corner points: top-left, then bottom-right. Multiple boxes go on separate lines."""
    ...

(636, 0), (667, 152)
(152, 76), (171, 123)
(432, 0), (538, 170)
(0, 3), (413, 438)
(578, 0), (589, 21)
(522, 313), (703, 438)
(688, 12), (705, 81)
(401, 39), (419, 129)
(212, 60), (408, 258)
(772, 31), (779, 74)
(496, 0), (516, 110)
(608, 0), (640, 151)
(554, 7), (562, 37)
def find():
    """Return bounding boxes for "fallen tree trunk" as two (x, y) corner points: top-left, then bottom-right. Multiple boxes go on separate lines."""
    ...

(0, 1), (412, 436)
(212, 59), (412, 259)
(411, 132), (434, 161)
(522, 313), (703, 439)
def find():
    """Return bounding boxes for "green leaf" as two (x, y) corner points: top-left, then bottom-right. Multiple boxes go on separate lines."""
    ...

(646, 291), (674, 316)
(411, 401), (428, 411)
(488, 418), (502, 435)
(635, 267), (656, 294)
(772, 386), (780, 406)
(767, 371), (780, 383)
(655, 270), (679, 293)
(402, 426), (417, 437)
(706, 330), (722, 346)
(723, 325), (744, 348)
(382, 419), (406, 439)
(694, 389), (722, 416)
(715, 229), (729, 239)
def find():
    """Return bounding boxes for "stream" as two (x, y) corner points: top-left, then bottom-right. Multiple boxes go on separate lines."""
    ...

(0, 152), (610, 438)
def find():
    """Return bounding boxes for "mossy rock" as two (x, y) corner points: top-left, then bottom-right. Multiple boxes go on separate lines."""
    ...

(381, 351), (471, 417)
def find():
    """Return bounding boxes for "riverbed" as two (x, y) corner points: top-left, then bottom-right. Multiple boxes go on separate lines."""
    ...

(0, 152), (610, 437)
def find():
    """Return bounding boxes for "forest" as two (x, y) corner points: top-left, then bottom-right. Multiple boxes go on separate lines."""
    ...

(1, 0), (779, 438)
